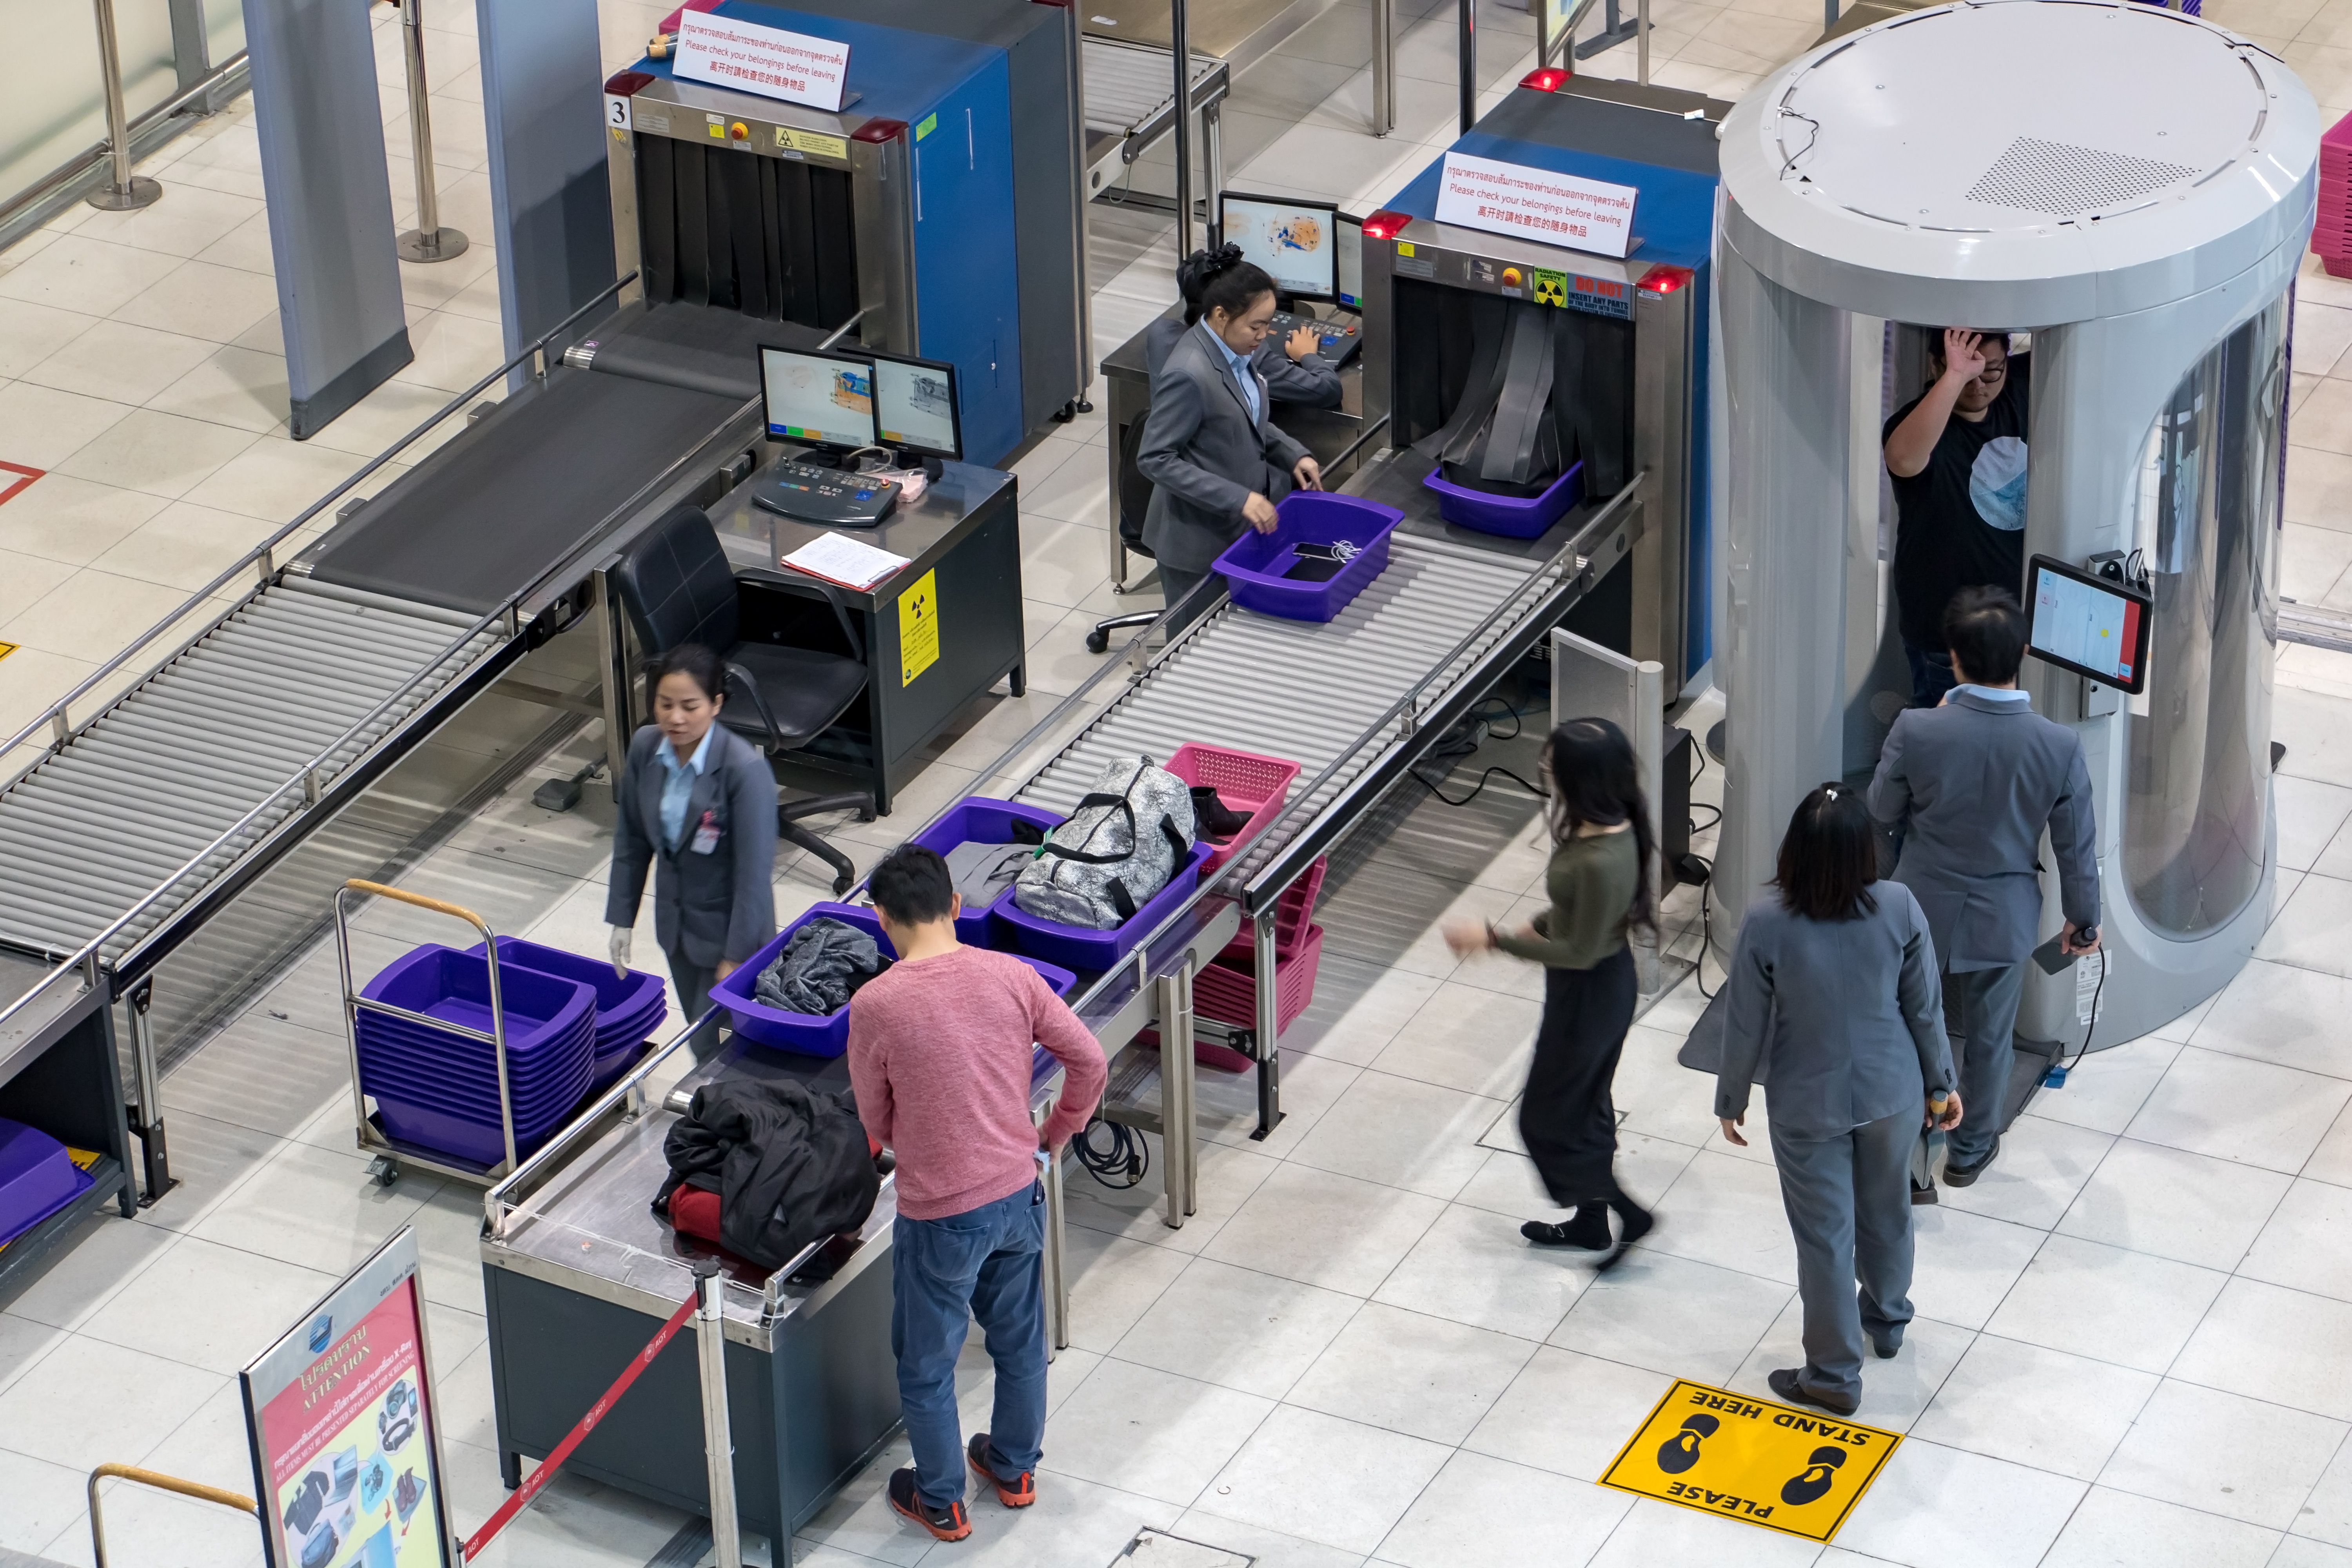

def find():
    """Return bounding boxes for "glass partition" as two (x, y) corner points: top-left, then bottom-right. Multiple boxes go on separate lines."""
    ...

(2123, 295), (2286, 936)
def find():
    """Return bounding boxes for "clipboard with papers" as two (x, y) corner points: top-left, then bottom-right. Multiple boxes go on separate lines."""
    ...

(778, 532), (911, 592)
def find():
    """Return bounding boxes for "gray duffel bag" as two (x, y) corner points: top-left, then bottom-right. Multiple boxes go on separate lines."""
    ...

(1013, 757), (1198, 930)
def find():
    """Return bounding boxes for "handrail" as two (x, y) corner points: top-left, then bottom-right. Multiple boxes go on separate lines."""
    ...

(1, 269), (639, 762)
(88, 1464), (260, 1568)
(0, 607), (504, 1038)
(0, 52), (250, 239)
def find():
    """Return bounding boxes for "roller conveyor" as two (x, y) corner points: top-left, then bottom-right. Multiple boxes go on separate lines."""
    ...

(0, 577), (501, 964)
(1081, 40), (1229, 196)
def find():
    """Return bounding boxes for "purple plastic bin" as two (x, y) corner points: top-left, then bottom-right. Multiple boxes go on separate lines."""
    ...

(356, 946), (595, 1120)
(354, 1034), (591, 1116)
(360, 946), (596, 1054)
(463, 939), (668, 1056)
(989, 840), (1214, 972)
(374, 1100), (567, 1167)
(1212, 492), (1405, 624)
(1422, 461), (1583, 540)
(0, 1118), (95, 1249)
(714, 904), (1078, 1056)
(907, 797), (1065, 944)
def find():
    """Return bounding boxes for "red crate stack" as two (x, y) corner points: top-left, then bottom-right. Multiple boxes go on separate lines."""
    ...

(2319, 110), (2352, 277)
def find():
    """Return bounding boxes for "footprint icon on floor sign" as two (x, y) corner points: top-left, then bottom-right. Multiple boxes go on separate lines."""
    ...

(1655, 1414), (1718, 1474)
(1780, 1445), (1848, 1505)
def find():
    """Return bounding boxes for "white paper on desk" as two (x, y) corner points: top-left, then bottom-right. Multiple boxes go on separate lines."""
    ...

(779, 531), (911, 591)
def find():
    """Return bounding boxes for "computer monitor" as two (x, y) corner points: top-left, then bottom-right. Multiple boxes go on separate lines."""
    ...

(760, 345), (878, 454)
(870, 352), (962, 463)
(1335, 211), (1364, 312)
(1220, 191), (1338, 303)
(2026, 554), (2154, 694)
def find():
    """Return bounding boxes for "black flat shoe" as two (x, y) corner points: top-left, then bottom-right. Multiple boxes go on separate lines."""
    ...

(1768, 1367), (1859, 1416)
(1943, 1138), (2000, 1188)
(1910, 1179), (1938, 1206)
(1522, 1203), (1612, 1249)
(1871, 1334), (1900, 1360)
(1593, 1200), (1654, 1274)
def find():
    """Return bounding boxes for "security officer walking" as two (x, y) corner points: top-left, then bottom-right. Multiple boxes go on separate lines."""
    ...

(1867, 587), (2099, 1194)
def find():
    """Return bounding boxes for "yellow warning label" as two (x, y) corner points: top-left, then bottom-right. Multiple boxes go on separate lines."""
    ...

(1599, 1380), (1901, 1543)
(777, 127), (848, 160)
(916, 112), (938, 141)
(1396, 241), (1416, 257)
(898, 569), (940, 686)
(1532, 269), (1568, 307)
(0, 640), (15, 662)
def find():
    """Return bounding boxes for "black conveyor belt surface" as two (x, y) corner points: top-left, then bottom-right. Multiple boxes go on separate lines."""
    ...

(576, 301), (794, 401)
(306, 306), (822, 615)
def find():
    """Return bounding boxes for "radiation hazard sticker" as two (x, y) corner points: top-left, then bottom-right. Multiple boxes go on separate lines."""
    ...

(1599, 1380), (1901, 1543)
(1530, 268), (1568, 307)
(897, 568), (940, 686)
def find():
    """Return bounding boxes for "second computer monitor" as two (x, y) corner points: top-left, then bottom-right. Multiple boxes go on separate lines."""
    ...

(1220, 191), (1338, 303)
(760, 345), (877, 454)
(871, 353), (962, 463)
(1336, 212), (1364, 312)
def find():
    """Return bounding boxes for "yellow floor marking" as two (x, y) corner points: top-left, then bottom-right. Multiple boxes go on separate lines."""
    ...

(1599, 1378), (1902, 1543)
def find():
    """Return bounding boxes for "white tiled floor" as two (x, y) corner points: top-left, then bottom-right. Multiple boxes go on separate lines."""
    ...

(13, 2), (2352, 1567)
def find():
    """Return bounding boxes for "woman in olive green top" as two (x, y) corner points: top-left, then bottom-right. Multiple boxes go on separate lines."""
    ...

(1445, 717), (1655, 1266)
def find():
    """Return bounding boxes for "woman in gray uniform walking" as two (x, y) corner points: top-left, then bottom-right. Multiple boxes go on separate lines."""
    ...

(1717, 782), (1960, 1416)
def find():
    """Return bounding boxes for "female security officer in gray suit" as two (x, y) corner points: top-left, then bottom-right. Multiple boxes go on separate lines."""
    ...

(1717, 783), (1961, 1416)
(606, 644), (778, 1024)
(1137, 245), (1325, 634)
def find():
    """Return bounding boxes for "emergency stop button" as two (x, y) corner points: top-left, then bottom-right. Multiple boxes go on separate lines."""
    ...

(729, 122), (749, 141)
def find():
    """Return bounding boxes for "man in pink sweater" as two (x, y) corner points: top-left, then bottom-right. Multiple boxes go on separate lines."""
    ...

(848, 845), (1107, 1543)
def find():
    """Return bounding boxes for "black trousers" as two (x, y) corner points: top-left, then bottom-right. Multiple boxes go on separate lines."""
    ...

(1518, 945), (1638, 1208)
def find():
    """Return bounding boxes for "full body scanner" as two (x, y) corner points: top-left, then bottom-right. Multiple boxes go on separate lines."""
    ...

(1712, 0), (2316, 1045)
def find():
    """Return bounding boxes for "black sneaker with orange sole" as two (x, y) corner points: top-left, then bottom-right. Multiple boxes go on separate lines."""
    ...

(967, 1434), (1036, 1508)
(887, 1468), (971, 1541)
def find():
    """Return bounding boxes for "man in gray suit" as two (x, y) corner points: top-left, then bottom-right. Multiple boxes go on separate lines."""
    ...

(1137, 250), (1321, 634)
(1868, 587), (2100, 1190)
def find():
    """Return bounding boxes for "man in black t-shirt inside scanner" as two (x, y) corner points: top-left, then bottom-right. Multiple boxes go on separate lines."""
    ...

(1883, 328), (2031, 708)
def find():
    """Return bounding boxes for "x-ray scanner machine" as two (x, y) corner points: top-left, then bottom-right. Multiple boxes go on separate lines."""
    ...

(1713, 0), (2316, 1045)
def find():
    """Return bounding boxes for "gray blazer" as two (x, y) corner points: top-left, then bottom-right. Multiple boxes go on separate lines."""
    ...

(1143, 315), (1343, 410)
(1867, 690), (2099, 972)
(1138, 319), (1313, 573)
(1717, 885), (1954, 1139)
(605, 724), (779, 968)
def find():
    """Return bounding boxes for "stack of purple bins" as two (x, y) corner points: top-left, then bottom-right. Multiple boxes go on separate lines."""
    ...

(357, 944), (642, 1167)
(463, 938), (667, 1093)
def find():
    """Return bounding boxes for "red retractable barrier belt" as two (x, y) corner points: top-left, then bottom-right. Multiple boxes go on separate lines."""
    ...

(462, 1288), (700, 1559)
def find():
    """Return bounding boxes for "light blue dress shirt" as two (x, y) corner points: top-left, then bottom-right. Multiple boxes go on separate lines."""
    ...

(1952, 684), (2031, 705)
(657, 726), (715, 851)
(1202, 322), (1263, 426)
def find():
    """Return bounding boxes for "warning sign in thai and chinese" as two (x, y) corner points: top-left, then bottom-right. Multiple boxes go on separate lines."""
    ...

(898, 568), (940, 686)
(1433, 150), (1638, 260)
(1599, 1379), (1901, 1543)
(672, 12), (850, 113)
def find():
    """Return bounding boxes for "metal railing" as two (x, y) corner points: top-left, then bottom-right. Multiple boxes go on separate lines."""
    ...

(0, 273), (641, 1050)
(87, 1465), (260, 1568)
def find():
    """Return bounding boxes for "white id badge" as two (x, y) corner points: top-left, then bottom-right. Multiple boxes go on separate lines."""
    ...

(690, 811), (720, 855)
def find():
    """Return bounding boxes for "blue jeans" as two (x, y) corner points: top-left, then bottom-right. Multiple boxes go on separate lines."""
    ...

(891, 1183), (1048, 1507)
(1904, 641), (1956, 709)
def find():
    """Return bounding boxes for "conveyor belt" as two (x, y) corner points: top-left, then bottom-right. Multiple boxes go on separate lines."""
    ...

(0, 578), (500, 963)
(1014, 531), (1561, 891)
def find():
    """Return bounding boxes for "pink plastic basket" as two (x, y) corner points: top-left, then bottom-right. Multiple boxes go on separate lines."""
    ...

(1221, 855), (1327, 965)
(1191, 923), (1328, 1070)
(1167, 743), (1301, 875)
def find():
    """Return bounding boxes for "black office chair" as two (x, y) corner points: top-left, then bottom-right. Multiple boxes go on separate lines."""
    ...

(612, 503), (875, 895)
(1088, 413), (1171, 653)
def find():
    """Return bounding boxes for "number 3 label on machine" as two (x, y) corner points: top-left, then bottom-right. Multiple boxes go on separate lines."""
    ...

(605, 93), (632, 131)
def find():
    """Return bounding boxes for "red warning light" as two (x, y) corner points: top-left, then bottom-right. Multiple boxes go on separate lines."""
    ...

(852, 119), (909, 145)
(1361, 209), (1412, 241)
(1520, 67), (1571, 92)
(1637, 265), (1694, 295)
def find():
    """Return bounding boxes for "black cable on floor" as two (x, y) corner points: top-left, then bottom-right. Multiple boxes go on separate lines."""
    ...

(1074, 1116), (1148, 1189)
(1409, 697), (1545, 809)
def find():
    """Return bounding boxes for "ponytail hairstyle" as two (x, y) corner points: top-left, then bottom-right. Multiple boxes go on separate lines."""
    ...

(1176, 243), (1277, 327)
(1544, 717), (1656, 935)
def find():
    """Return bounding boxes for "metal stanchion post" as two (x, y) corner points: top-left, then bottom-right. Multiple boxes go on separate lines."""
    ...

(126, 982), (177, 1205)
(395, 0), (468, 263)
(1639, 0), (1652, 84)
(1171, 0), (1194, 260)
(1372, 0), (1396, 136)
(1202, 100), (1225, 248)
(1825, 0), (1839, 33)
(1252, 911), (1283, 1139)
(694, 1261), (744, 1568)
(86, 0), (162, 211)
(1457, 0), (1477, 136)
(1158, 961), (1197, 1225)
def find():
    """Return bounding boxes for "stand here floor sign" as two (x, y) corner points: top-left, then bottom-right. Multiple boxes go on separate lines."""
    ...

(1599, 1379), (1902, 1543)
